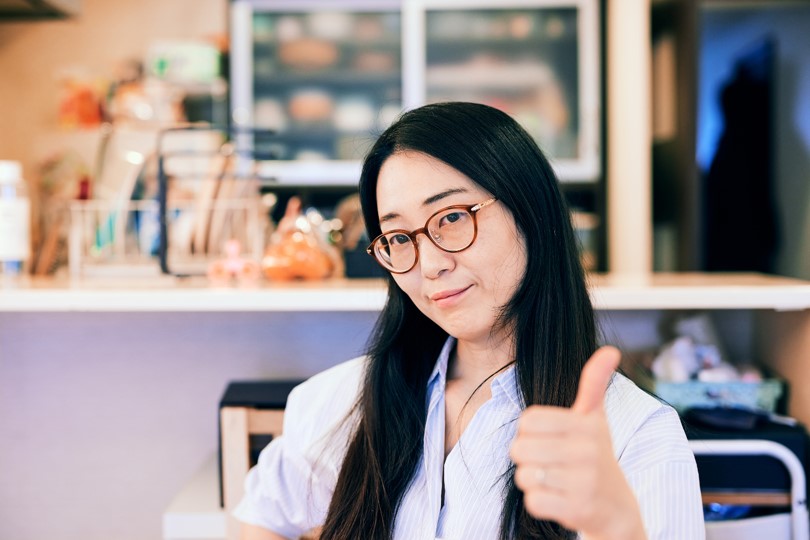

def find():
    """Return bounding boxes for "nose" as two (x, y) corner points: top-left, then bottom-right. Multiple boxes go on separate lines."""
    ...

(415, 234), (454, 278)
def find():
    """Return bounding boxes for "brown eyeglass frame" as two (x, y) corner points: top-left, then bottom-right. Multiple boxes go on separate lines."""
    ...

(366, 197), (498, 274)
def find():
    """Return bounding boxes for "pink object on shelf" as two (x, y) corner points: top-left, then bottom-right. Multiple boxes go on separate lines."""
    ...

(207, 239), (260, 286)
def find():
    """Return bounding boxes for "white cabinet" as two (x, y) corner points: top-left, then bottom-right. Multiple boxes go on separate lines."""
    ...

(229, 0), (600, 186)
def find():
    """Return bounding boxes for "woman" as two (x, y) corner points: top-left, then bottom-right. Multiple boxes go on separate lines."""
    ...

(235, 102), (704, 539)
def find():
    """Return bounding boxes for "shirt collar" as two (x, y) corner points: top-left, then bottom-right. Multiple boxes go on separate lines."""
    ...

(490, 364), (523, 411)
(428, 336), (455, 391)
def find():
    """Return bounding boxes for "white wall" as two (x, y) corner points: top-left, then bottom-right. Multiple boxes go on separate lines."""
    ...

(0, 311), (378, 540)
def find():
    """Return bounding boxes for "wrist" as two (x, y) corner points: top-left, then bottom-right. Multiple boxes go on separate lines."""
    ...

(584, 512), (646, 540)
(584, 495), (646, 540)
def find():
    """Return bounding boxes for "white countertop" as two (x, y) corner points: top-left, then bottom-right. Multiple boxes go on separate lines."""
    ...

(0, 277), (387, 312)
(1, 273), (809, 312)
(163, 456), (226, 540)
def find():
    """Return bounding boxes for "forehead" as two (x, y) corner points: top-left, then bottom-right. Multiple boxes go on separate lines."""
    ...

(376, 151), (482, 218)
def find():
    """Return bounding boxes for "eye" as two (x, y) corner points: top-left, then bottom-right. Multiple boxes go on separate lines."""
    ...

(389, 233), (411, 246)
(439, 211), (466, 227)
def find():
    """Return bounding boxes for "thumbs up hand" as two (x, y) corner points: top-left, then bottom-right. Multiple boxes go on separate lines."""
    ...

(509, 346), (647, 540)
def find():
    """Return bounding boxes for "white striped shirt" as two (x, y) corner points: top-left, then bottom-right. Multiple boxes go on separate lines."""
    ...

(234, 338), (705, 539)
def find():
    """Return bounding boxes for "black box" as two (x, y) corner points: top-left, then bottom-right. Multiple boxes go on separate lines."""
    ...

(685, 414), (809, 495)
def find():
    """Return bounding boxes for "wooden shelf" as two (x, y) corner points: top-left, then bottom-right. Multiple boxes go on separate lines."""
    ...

(587, 273), (810, 311)
(1, 273), (808, 313)
(701, 490), (791, 507)
(0, 277), (387, 312)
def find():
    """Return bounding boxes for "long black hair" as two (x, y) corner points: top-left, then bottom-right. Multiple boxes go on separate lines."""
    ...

(319, 102), (596, 539)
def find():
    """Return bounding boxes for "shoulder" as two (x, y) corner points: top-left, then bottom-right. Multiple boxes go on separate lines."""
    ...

(604, 375), (704, 536)
(283, 356), (367, 468)
(604, 373), (690, 462)
(287, 355), (366, 416)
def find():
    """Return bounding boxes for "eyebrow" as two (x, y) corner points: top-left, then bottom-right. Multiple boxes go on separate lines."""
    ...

(379, 187), (469, 224)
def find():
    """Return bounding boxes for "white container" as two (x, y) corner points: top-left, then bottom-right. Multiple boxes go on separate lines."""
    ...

(0, 160), (31, 276)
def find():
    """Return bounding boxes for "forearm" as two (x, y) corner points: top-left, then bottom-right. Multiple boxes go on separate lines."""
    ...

(582, 512), (647, 540)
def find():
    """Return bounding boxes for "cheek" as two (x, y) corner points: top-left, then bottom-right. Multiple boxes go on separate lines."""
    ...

(487, 236), (527, 292)
(505, 240), (527, 276)
(392, 273), (421, 302)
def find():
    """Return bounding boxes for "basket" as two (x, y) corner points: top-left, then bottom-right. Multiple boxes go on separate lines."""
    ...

(655, 380), (784, 414)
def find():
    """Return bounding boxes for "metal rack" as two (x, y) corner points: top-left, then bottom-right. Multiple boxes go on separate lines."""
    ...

(692, 439), (809, 540)
(155, 124), (277, 276)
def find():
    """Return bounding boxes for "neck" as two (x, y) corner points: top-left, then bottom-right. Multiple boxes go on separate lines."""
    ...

(449, 333), (514, 385)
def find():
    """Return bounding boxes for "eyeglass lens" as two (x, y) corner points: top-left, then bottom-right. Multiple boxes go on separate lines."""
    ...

(375, 207), (476, 272)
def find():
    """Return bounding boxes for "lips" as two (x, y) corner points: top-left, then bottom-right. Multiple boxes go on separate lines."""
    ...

(429, 285), (472, 303)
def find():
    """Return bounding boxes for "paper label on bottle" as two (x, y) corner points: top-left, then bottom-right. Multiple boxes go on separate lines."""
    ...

(0, 199), (31, 260)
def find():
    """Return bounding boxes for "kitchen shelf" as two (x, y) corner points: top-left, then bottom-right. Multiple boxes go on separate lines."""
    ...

(2, 273), (808, 313)
(252, 128), (375, 142)
(253, 39), (400, 51)
(426, 63), (563, 90)
(587, 273), (810, 311)
(254, 71), (400, 88)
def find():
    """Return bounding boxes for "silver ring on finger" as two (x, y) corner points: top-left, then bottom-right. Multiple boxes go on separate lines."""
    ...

(533, 467), (547, 487)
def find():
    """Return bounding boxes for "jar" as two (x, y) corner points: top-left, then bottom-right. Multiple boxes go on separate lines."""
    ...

(0, 160), (31, 276)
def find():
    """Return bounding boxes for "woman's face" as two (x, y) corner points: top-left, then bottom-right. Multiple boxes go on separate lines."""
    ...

(375, 150), (527, 348)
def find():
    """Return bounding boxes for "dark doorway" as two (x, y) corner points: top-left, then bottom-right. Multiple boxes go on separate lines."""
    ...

(702, 38), (777, 272)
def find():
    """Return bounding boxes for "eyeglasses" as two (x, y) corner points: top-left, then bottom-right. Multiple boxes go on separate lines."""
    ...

(366, 198), (498, 274)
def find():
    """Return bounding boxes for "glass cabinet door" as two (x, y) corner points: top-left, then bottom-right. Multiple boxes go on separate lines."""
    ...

(231, 1), (402, 185)
(406, 0), (600, 182)
(231, 0), (599, 184)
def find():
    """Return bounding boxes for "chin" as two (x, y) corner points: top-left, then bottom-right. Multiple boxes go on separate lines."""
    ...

(437, 321), (490, 344)
(415, 302), (492, 342)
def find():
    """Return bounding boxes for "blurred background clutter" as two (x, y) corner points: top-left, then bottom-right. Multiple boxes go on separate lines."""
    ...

(623, 310), (786, 417)
(0, 0), (607, 283)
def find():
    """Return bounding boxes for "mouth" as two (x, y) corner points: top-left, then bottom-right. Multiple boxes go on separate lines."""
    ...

(429, 285), (473, 306)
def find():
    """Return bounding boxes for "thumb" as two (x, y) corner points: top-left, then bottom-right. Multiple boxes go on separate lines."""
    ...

(572, 346), (621, 414)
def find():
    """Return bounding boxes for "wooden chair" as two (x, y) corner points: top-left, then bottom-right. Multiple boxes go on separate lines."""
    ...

(220, 406), (285, 511)
(219, 380), (302, 540)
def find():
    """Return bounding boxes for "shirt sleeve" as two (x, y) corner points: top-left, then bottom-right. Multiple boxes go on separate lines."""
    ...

(619, 405), (706, 540)
(231, 358), (365, 537)
(232, 432), (330, 538)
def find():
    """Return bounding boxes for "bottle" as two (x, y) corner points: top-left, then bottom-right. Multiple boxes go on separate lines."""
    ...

(0, 160), (31, 277)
